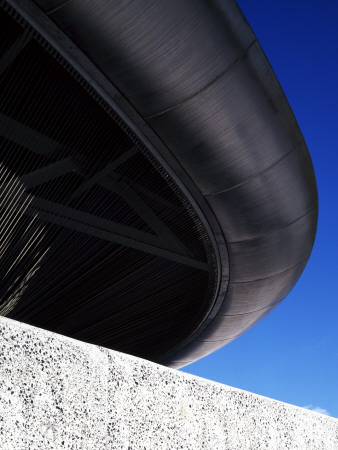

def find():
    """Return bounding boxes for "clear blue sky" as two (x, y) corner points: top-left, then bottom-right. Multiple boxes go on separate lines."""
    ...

(183, 0), (338, 418)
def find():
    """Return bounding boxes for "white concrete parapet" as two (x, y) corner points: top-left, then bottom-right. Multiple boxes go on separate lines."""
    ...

(0, 317), (337, 449)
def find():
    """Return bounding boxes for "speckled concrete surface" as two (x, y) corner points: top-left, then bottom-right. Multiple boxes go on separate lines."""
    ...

(0, 317), (337, 449)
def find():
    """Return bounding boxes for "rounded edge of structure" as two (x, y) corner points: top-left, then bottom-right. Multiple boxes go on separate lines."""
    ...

(9, 0), (318, 366)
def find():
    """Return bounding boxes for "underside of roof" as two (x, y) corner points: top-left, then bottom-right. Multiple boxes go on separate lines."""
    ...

(0, 0), (317, 367)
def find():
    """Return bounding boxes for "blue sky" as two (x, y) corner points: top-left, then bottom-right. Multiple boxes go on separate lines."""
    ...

(183, 0), (338, 418)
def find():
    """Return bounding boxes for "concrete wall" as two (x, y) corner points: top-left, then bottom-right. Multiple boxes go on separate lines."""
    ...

(0, 317), (337, 449)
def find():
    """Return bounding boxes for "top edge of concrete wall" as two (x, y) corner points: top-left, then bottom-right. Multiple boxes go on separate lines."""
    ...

(0, 316), (337, 449)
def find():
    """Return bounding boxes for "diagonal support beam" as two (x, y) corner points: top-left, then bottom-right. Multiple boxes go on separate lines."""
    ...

(0, 113), (63, 157)
(0, 30), (31, 75)
(127, 179), (180, 212)
(0, 157), (78, 193)
(21, 157), (79, 188)
(66, 146), (137, 202)
(4, 192), (208, 271)
(0, 113), (89, 171)
(103, 176), (193, 257)
(0, 115), (202, 268)
(65, 151), (193, 258)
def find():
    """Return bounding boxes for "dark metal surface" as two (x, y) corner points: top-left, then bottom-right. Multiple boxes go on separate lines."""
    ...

(0, 3), (219, 364)
(5, 0), (318, 366)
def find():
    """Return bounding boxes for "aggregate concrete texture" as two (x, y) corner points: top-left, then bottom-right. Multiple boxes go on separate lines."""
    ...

(0, 317), (337, 449)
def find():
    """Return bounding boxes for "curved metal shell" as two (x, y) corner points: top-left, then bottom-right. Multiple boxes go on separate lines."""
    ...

(5, 0), (317, 367)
